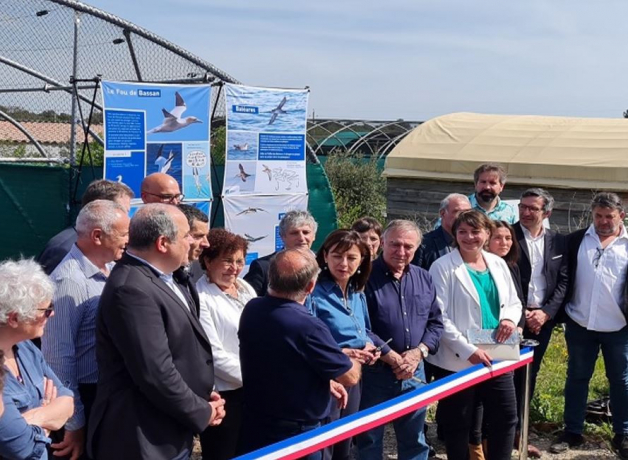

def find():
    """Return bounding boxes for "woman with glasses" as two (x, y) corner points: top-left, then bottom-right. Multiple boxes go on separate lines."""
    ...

(196, 229), (256, 460)
(428, 210), (521, 460)
(311, 229), (382, 460)
(0, 259), (74, 460)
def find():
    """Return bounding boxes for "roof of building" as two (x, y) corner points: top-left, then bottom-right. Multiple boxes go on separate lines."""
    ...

(0, 121), (103, 145)
(385, 112), (628, 190)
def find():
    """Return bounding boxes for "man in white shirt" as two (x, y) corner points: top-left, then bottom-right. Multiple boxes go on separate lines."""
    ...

(551, 192), (628, 459)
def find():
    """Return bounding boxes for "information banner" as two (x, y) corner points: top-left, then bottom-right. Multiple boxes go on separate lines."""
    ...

(101, 81), (212, 213)
(223, 194), (308, 273)
(223, 84), (309, 196)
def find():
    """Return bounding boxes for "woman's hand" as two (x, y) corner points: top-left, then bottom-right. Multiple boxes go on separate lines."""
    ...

(496, 319), (517, 343)
(468, 348), (492, 367)
(42, 377), (57, 406)
(362, 343), (381, 365)
(342, 348), (375, 364)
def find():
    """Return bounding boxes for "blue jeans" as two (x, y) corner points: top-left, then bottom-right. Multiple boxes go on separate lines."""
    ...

(564, 317), (628, 435)
(356, 361), (429, 460)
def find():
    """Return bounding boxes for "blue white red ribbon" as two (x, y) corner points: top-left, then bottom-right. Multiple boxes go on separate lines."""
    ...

(235, 349), (534, 460)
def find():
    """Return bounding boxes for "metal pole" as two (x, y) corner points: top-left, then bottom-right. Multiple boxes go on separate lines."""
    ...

(518, 340), (539, 460)
(68, 10), (80, 167)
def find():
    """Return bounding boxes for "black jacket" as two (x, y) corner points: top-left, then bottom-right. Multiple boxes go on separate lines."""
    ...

(87, 254), (214, 460)
(244, 252), (275, 296)
(412, 227), (453, 270)
(513, 223), (569, 321)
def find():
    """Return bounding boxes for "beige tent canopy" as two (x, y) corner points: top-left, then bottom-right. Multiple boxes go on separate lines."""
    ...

(385, 112), (628, 190)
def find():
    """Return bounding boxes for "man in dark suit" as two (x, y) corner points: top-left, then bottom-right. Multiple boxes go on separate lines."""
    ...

(88, 204), (225, 460)
(244, 210), (317, 295)
(412, 193), (471, 270)
(514, 188), (568, 395)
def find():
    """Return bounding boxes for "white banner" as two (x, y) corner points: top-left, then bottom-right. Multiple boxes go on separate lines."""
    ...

(223, 84), (309, 196)
(223, 194), (308, 271)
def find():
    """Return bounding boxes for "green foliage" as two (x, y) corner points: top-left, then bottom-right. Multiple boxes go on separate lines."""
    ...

(12, 144), (27, 158)
(323, 150), (386, 228)
(531, 327), (611, 438)
(211, 126), (226, 166)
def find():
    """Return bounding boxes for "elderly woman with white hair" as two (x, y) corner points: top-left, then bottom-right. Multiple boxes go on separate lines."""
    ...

(0, 259), (74, 460)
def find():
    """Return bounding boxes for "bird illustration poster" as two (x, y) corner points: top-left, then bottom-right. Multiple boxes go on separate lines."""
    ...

(101, 81), (212, 203)
(223, 83), (309, 196)
(223, 193), (309, 274)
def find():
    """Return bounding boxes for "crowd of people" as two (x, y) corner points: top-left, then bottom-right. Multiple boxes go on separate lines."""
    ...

(0, 163), (627, 460)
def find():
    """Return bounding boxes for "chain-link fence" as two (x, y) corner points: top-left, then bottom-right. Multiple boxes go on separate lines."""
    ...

(0, 0), (239, 161)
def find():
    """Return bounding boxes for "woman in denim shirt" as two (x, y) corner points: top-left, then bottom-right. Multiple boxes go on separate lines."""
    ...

(311, 230), (384, 460)
(0, 259), (74, 460)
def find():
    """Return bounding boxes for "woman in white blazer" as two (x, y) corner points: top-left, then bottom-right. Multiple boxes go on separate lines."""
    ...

(428, 210), (521, 460)
(196, 229), (257, 460)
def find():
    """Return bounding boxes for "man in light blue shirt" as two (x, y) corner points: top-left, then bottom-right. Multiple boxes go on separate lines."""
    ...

(42, 199), (129, 460)
(469, 163), (516, 223)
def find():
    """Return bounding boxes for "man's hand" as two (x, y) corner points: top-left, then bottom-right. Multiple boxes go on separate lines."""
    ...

(380, 349), (403, 369)
(342, 348), (376, 365)
(393, 348), (422, 380)
(330, 380), (348, 409)
(468, 348), (492, 367)
(362, 343), (381, 365)
(208, 391), (226, 427)
(52, 427), (84, 460)
(495, 319), (517, 343)
(526, 310), (550, 335)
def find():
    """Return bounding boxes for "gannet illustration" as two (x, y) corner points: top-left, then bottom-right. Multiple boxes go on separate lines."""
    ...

(262, 164), (272, 181)
(236, 207), (268, 216)
(268, 97), (287, 125)
(154, 145), (175, 174)
(233, 143), (249, 151)
(236, 163), (251, 182)
(192, 167), (202, 194)
(148, 92), (203, 134)
(115, 175), (123, 183)
(244, 233), (268, 243)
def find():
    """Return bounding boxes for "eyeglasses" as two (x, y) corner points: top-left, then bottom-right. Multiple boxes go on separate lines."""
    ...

(517, 204), (543, 214)
(142, 191), (184, 203)
(592, 247), (604, 269)
(37, 305), (54, 318)
(221, 258), (246, 268)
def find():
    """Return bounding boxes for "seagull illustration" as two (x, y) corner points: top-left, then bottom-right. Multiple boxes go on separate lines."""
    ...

(244, 233), (268, 243)
(192, 167), (202, 194)
(115, 175), (123, 183)
(154, 145), (176, 174)
(236, 207), (268, 216)
(236, 163), (251, 182)
(268, 97), (287, 125)
(233, 143), (249, 151)
(262, 164), (272, 181)
(148, 91), (203, 134)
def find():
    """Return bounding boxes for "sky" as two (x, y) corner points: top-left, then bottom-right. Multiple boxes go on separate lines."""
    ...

(93, 1), (628, 122)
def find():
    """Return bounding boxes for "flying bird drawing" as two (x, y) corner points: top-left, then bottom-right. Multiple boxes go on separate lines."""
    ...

(236, 207), (268, 216)
(236, 163), (251, 182)
(148, 92), (203, 134)
(154, 145), (175, 174)
(262, 164), (272, 181)
(192, 167), (202, 194)
(268, 97), (287, 125)
(244, 233), (268, 243)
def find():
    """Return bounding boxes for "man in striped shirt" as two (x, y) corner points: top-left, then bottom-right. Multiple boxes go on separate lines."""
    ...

(42, 199), (130, 460)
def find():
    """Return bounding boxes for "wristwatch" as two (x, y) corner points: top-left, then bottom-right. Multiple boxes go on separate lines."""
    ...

(418, 344), (429, 359)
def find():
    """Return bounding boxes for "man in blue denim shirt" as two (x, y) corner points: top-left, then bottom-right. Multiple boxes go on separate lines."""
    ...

(357, 220), (444, 460)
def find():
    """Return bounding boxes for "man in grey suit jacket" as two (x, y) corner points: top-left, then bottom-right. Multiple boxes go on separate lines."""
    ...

(514, 188), (568, 398)
(88, 204), (225, 460)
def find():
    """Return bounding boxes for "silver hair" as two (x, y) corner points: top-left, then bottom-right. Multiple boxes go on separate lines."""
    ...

(128, 204), (179, 250)
(382, 219), (422, 244)
(520, 188), (555, 212)
(0, 259), (54, 324)
(439, 193), (471, 213)
(278, 210), (318, 238)
(591, 192), (624, 213)
(75, 199), (127, 238)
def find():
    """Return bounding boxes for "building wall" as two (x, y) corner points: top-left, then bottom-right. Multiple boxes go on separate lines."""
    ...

(387, 177), (628, 234)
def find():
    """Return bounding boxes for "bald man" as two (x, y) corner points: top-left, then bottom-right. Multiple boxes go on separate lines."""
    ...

(141, 173), (183, 205)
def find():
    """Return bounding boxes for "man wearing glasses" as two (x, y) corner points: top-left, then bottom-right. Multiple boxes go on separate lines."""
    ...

(551, 192), (628, 459)
(513, 188), (568, 458)
(42, 200), (130, 460)
(141, 172), (184, 205)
